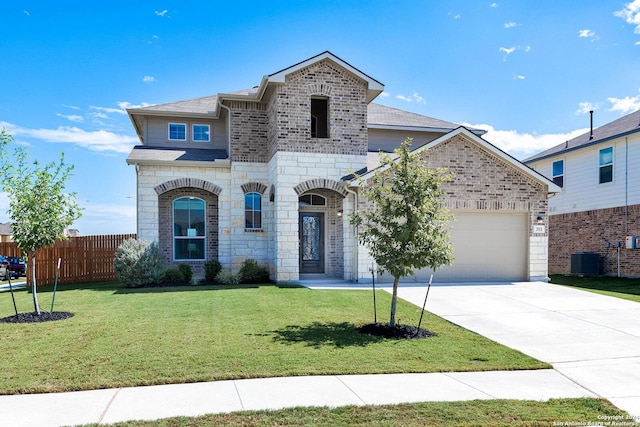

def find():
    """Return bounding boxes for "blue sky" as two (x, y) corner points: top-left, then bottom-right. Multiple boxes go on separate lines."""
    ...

(1, 1), (639, 235)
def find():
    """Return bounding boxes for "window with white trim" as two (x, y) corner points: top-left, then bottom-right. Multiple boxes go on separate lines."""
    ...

(192, 124), (210, 142)
(168, 123), (186, 141)
(173, 197), (205, 260)
(599, 147), (613, 184)
(245, 192), (262, 230)
(552, 160), (564, 187)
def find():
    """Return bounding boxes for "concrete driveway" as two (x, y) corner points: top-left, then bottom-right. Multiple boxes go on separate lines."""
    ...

(394, 281), (640, 416)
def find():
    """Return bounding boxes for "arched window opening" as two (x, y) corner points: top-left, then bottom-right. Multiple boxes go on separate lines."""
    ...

(173, 197), (205, 260)
(245, 192), (262, 230)
(298, 194), (326, 207)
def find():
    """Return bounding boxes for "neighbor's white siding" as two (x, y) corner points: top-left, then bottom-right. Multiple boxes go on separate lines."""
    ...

(530, 133), (640, 215)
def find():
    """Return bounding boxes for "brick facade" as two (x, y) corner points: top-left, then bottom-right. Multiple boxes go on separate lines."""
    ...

(549, 204), (640, 277)
(228, 101), (268, 163)
(157, 187), (219, 276)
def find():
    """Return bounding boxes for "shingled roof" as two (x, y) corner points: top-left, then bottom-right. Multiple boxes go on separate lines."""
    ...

(524, 109), (640, 163)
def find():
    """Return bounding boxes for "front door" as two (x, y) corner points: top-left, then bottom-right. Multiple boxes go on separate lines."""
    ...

(299, 212), (324, 274)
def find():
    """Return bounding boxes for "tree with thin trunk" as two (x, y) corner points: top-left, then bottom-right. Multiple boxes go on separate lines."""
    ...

(0, 129), (82, 315)
(350, 138), (454, 327)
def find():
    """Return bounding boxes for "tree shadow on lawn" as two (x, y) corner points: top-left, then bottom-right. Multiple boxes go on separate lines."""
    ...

(268, 321), (387, 349)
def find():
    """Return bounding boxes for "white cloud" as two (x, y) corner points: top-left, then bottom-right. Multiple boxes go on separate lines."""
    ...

(499, 46), (516, 61)
(576, 102), (599, 115)
(396, 92), (426, 104)
(449, 11), (461, 19)
(464, 123), (588, 160)
(513, 74), (525, 80)
(614, 0), (640, 33)
(23, 10), (29, 16)
(379, 91), (390, 98)
(143, 76), (156, 83)
(61, 104), (80, 110)
(0, 121), (139, 154)
(90, 102), (152, 116)
(155, 10), (169, 17)
(607, 90), (640, 114)
(490, 3), (499, 7)
(578, 29), (600, 41)
(504, 22), (518, 29)
(636, 41), (640, 45)
(56, 113), (84, 122)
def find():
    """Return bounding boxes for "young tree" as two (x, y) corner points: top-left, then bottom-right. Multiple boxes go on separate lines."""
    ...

(0, 129), (82, 315)
(350, 138), (454, 327)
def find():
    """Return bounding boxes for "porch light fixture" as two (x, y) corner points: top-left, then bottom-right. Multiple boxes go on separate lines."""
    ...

(536, 216), (544, 224)
(337, 210), (343, 217)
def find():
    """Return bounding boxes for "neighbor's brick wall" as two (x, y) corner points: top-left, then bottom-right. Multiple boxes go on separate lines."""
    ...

(549, 204), (640, 277)
(157, 187), (219, 275)
(267, 59), (369, 160)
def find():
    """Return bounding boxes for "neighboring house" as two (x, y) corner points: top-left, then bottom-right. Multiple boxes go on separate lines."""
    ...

(524, 109), (640, 276)
(0, 223), (13, 243)
(126, 51), (558, 283)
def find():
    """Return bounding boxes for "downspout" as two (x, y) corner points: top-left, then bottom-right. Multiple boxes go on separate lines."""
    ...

(344, 185), (359, 282)
(625, 136), (629, 234)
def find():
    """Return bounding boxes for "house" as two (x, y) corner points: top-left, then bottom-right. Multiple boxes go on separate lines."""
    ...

(524, 110), (640, 277)
(126, 51), (558, 283)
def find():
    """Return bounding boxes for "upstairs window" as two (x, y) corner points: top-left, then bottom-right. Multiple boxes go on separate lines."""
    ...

(173, 197), (205, 260)
(311, 98), (329, 138)
(599, 147), (613, 184)
(552, 160), (564, 187)
(245, 192), (262, 230)
(168, 123), (186, 141)
(192, 124), (210, 142)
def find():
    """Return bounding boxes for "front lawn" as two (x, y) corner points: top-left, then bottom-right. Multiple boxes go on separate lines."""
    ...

(550, 274), (640, 303)
(0, 282), (548, 394)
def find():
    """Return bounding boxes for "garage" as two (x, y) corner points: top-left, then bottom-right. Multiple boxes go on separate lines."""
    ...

(380, 211), (528, 283)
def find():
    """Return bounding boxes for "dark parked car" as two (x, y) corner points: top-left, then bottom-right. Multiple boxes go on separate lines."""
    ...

(6, 256), (26, 278)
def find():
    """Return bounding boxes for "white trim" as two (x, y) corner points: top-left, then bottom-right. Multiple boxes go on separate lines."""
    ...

(598, 146), (614, 184)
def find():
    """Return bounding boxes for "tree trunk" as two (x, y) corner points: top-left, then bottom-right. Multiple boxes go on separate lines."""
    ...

(389, 276), (399, 326)
(30, 251), (40, 315)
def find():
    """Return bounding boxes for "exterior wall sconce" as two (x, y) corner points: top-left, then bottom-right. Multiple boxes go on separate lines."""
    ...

(337, 210), (343, 217)
(536, 216), (544, 224)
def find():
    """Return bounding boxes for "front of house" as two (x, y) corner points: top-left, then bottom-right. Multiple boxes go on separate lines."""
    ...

(127, 51), (557, 283)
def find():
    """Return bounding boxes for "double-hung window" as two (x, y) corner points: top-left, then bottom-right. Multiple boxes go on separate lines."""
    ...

(192, 124), (210, 142)
(599, 147), (613, 184)
(552, 160), (564, 187)
(168, 123), (186, 141)
(173, 197), (205, 260)
(245, 192), (262, 230)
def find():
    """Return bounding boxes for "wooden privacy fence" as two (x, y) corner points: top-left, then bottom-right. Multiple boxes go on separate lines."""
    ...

(0, 234), (136, 286)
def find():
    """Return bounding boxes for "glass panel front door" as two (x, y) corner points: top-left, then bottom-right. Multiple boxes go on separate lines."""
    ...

(299, 212), (324, 274)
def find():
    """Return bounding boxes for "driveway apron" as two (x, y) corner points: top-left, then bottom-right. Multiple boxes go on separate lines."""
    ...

(394, 281), (640, 416)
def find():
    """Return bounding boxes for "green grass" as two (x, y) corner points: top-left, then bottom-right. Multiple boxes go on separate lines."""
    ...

(550, 274), (640, 303)
(0, 282), (548, 394)
(89, 398), (627, 427)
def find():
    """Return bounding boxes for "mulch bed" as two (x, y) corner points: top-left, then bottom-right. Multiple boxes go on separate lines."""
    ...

(0, 312), (74, 323)
(357, 322), (435, 339)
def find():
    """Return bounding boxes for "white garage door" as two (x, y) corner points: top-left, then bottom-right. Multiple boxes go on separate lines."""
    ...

(379, 212), (528, 283)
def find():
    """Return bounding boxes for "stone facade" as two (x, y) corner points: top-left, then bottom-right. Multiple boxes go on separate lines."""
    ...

(549, 204), (640, 277)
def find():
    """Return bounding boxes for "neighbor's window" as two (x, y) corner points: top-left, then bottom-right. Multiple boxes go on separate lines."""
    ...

(168, 123), (186, 141)
(192, 124), (210, 142)
(599, 147), (613, 184)
(173, 197), (205, 260)
(552, 160), (564, 187)
(298, 194), (326, 206)
(245, 192), (262, 230)
(311, 98), (329, 138)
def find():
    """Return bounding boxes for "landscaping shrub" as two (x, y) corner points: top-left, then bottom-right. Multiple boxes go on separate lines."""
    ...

(238, 258), (270, 283)
(178, 263), (193, 283)
(204, 260), (222, 281)
(163, 268), (185, 284)
(114, 239), (166, 287)
(215, 270), (239, 286)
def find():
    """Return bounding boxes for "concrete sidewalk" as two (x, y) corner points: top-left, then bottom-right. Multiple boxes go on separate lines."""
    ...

(394, 281), (640, 417)
(0, 370), (594, 427)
